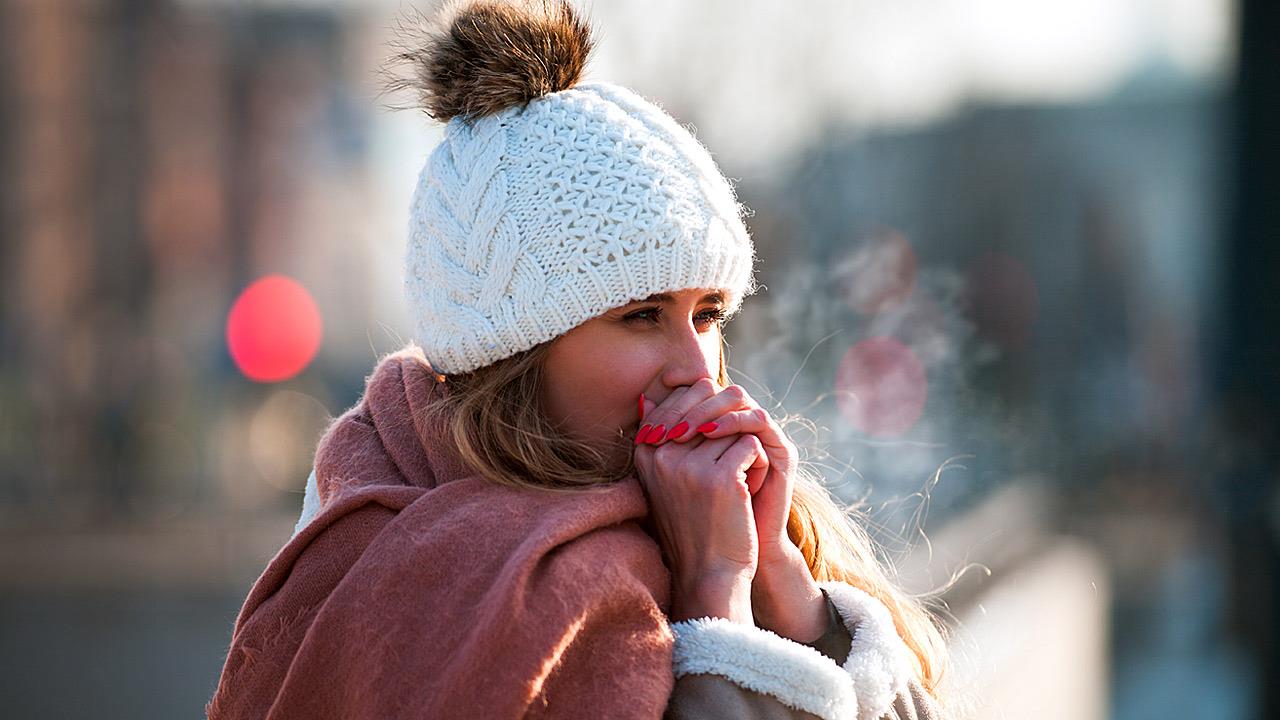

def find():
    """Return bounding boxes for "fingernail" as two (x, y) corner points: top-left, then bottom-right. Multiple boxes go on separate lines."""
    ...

(665, 421), (689, 441)
(638, 393), (645, 421)
(696, 422), (718, 434)
(636, 424), (652, 444)
(646, 425), (666, 444)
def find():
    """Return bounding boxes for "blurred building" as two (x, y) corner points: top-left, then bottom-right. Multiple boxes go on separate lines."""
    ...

(1, 0), (378, 530)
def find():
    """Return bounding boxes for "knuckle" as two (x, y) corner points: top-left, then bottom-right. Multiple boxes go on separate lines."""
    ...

(653, 442), (680, 466)
(752, 407), (771, 423)
(652, 455), (675, 477)
(692, 377), (717, 396)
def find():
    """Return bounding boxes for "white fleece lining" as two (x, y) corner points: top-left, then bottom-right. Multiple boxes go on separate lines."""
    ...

(819, 582), (915, 720)
(293, 468), (321, 539)
(670, 616), (857, 720)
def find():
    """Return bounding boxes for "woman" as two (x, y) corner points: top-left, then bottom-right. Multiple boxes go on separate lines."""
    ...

(208, 1), (950, 718)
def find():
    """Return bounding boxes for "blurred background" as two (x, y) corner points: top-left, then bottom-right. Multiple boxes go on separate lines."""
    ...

(0, 0), (1275, 717)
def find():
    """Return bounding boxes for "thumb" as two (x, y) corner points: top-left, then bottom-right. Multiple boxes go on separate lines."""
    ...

(727, 434), (768, 494)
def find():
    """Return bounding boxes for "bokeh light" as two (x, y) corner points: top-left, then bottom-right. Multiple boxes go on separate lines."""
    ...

(249, 390), (331, 492)
(226, 274), (322, 382)
(834, 336), (929, 438)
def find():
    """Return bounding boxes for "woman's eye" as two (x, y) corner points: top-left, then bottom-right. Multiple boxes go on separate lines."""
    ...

(697, 309), (728, 326)
(624, 307), (726, 327)
(627, 308), (659, 322)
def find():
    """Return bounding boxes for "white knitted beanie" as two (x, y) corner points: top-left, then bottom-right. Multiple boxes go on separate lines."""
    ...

(395, 0), (758, 374)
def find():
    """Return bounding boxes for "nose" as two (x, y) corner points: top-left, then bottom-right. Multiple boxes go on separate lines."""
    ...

(659, 319), (718, 391)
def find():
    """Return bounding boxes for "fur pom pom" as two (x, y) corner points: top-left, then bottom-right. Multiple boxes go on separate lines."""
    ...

(384, 0), (595, 123)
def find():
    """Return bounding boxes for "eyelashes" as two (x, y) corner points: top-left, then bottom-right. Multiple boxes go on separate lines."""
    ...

(624, 306), (728, 327)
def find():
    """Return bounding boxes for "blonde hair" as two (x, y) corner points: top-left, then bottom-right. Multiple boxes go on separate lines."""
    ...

(413, 336), (951, 701)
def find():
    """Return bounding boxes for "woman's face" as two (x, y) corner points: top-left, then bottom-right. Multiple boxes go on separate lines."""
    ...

(541, 287), (729, 463)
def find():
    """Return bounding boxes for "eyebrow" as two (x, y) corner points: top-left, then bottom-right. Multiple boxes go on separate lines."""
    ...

(637, 291), (725, 304)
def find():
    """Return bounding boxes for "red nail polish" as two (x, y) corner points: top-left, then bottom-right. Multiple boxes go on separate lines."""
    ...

(696, 422), (718, 434)
(646, 425), (666, 444)
(636, 424), (652, 444)
(665, 421), (689, 441)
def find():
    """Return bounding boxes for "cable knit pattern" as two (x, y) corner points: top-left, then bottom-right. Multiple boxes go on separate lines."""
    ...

(406, 80), (758, 373)
(820, 582), (917, 720)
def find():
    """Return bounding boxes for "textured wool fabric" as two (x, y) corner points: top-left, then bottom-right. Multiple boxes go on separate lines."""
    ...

(405, 79), (758, 374)
(820, 583), (917, 720)
(668, 585), (920, 720)
(206, 346), (676, 719)
(671, 616), (858, 719)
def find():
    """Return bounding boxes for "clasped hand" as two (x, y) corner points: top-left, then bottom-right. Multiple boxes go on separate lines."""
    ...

(633, 379), (827, 643)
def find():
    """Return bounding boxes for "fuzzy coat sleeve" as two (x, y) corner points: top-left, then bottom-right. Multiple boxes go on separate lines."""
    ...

(665, 587), (942, 720)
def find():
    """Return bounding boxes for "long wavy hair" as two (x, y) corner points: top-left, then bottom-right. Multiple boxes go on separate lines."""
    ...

(413, 334), (952, 703)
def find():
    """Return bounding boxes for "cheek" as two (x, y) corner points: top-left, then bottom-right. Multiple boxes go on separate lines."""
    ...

(544, 336), (651, 436)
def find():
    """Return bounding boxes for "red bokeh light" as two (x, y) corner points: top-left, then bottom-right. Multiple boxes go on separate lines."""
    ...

(226, 274), (322, 382)
(834, 336), (928, 438)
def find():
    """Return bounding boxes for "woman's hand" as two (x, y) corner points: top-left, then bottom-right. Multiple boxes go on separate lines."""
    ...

(634, 379), (768, 625)
(644, 382), (828, 644)
(645, 382), (797, 559)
